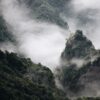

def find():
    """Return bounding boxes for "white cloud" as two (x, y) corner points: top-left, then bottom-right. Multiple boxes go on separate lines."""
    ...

(73, 0), (100, 11)
(63, 0), (100, 49)
(0, 0), (69, 70)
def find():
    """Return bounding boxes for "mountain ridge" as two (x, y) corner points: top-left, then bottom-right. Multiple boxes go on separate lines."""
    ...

(57, 30), (100, 97)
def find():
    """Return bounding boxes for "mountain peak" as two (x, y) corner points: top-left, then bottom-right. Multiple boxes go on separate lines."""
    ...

(61, 30), (96, 60)
(58, 31), (100, 97)
(74, 30), (87, 40)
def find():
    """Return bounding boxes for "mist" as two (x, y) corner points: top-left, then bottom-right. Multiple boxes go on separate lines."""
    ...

(0, 0), (100, 70)
(0, 0), (69, 70)
(1, 0), (100, 70)
(1, 0), (100, 98)
(62, 0), (100, 49)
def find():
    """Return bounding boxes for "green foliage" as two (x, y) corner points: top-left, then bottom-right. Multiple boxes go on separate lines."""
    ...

(0, 50), (68, 100)
(26, 64), (55, 88)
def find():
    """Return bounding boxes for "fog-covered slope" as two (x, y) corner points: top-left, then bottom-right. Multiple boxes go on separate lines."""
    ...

(57, 30), (100, 97)
(1, 0), (100, 99)
(0, 50), (69, 100)
(61, 30), (96, 60)
(19, 0), (68, 28)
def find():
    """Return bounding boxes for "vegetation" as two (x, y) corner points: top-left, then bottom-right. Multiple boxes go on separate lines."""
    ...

(21, 0), (68, 28)
(0, 50), (69, 100)
(57, 30), (100, 98)
(61, 30), (96, 60)
(0, 16), (14, 42)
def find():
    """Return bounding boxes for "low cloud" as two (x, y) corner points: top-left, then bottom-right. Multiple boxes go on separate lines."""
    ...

(0, 0), (69, 70)
(61, 0), (100, 49)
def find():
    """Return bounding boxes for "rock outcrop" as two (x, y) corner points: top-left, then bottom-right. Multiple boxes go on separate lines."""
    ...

(58, 30), (100, 97)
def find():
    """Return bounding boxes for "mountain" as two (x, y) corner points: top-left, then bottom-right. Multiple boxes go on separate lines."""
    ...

(0, 0), (69, 44)
(0, 50), (69, 100)
(61, 30), (97, 60)
(0, 31), (100, 100)
(19, 0), (68, 28)
(0, 16), (14, 42)
(1, 0), (100, 99)
(57, 30), (100, 97)
(0, 0), (68, 44)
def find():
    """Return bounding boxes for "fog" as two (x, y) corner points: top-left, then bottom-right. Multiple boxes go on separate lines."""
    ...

(0, 0), (100, 69)
(0, 0), (100, 70)
(0, 0), (69, 70)
(62, 0), (100, 49)
(1, 0), (100, 98)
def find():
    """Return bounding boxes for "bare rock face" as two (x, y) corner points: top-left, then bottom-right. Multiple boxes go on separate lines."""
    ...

(57, 30), (100, 97)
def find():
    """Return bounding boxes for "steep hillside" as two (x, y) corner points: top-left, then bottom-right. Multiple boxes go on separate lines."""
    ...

(57, 30), (100, 97)
(19, 0), (68, 28)
(61, 30), (97, 60)
(0, 50), (68, 100)
(0, 16), (14, 42)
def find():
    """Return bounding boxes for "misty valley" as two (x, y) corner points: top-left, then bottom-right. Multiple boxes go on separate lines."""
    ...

(0, 0), (100, 100)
